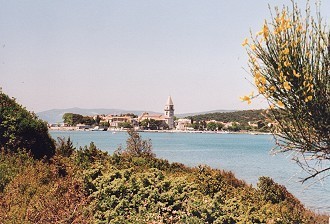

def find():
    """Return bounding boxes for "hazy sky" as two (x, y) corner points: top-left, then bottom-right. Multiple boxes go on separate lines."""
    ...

(1, 1), (329, 114)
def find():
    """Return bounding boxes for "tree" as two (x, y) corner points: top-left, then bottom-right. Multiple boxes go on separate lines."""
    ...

(95, 115), (101, 125)
(81, 116), (95, 126)
(227, 122), (241, 132)
(206, 122), (217, 131)
(217, 123), (224, 130)
(62, 113), (83, 126)
(0, 90), (55, 159)
(139, 119), (165, 130)
(123, 129), (154, 157)
(118, 122), (132, 129)
(242, 1), (329, 182)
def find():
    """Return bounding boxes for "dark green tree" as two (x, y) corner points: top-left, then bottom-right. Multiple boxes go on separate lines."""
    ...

(139, 119), (164, 130)
(118, 122), (132, 129)
(217, 123), (224, 130)
(62, 113), (83, 126)
(0, 90), (55, 159)
(206, 122), (218, 131)
(94, 115), (101, 125)
(81, 116), (95, 126)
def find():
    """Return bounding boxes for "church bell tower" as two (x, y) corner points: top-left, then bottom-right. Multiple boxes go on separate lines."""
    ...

(164, 96), (175, 129)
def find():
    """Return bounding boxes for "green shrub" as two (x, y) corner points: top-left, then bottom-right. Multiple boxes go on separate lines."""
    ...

(0, 91), (55, 159)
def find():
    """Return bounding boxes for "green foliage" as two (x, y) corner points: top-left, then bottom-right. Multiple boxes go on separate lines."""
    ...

(62, 113), (84, 126)
(0, 150), (34, 193)
(119, 129), (155, 158)
(257, 176), (287, 204)
(75, 142), (108, 169)
(226, 122), (241, 132)
(55, 137), (75, 158)
(0, 122), (327, 223)
(120, 113), (138, 118)
(0, 91), (55, 159)
(140, 119), (167, 130)
(187, 110), (265, 124)
(95, 115), (101, 125)
(81, 116), (95, 126)
(0, 142), (327, 223)
(99, 121), (110, 127)
(206, 122), (218, 131)
(118, 121), (132, 129)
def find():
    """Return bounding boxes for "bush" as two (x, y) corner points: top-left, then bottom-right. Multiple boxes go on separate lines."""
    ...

(0, 90), (55, 159)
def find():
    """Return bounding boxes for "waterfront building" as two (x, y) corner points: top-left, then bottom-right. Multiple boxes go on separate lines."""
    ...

(137, 96), (176, 130)
(176, 118), (191, 131)
(103, 115), (137, 128)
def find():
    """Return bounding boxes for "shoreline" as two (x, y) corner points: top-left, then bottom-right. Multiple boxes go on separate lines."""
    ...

(48, 127), (271, 135)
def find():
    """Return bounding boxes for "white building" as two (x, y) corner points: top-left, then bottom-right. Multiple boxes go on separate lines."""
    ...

(176, 118), (191, 131)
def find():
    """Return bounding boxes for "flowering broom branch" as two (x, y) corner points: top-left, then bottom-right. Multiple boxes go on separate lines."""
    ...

(242, 0), (330, 182)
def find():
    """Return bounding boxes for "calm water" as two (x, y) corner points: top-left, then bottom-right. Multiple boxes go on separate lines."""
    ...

(50, 130), (329, 214)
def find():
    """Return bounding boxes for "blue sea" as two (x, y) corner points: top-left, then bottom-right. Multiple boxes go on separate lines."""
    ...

(50, 130), (329, 214)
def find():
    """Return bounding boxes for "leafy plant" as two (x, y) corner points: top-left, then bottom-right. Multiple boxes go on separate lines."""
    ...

(0, 90), (55, 159)
(119, 129), (155, 158)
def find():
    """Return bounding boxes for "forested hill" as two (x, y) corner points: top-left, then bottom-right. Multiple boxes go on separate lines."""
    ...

(186, 109), (266, 123)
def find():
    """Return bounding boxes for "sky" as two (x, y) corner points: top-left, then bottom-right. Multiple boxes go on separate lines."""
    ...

(1, 0), (329, 114)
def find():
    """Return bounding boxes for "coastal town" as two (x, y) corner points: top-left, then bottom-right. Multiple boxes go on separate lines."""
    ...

(49, 96), (271, 133)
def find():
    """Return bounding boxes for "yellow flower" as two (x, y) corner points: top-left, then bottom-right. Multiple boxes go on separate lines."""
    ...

(297, 24), (303, 32)
(251, 44), (256, 51)
(258, 86), (266, 93)
(263, 24), (269, 38)
(305, 95), (313, 102)
(255, 72), (261, 79)
(269, 86), (276, 91)
(285, 22), (292, 29)
(254, 77), (260, 86)
(283, 81), (291, 91)
(259, 76), (266, 85)
(293, 70), (300, 78)
(282, 48), (289, 55)
(284, 61), (291, 67)
(242, 38), (248, 47)
(277, 101), (284, 108)
(240, 95), (251, 104)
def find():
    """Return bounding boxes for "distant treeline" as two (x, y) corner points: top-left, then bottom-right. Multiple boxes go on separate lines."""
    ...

(186, 109), (266, 124)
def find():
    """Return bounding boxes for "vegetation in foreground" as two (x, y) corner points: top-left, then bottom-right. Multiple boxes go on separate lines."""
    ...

(0, 131), (328, 223)
(0, 90), (328, 223)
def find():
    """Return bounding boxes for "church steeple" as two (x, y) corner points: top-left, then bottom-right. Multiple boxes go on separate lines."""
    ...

(166, 96), (174, 106)
(164, 96), (175, 129)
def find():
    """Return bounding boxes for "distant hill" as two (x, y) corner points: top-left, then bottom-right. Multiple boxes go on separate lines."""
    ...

(185, 109), (266, 124)
(176, 110), (236, 118)
(37, 108), (159, 123)
(37, 108), (237, 124)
